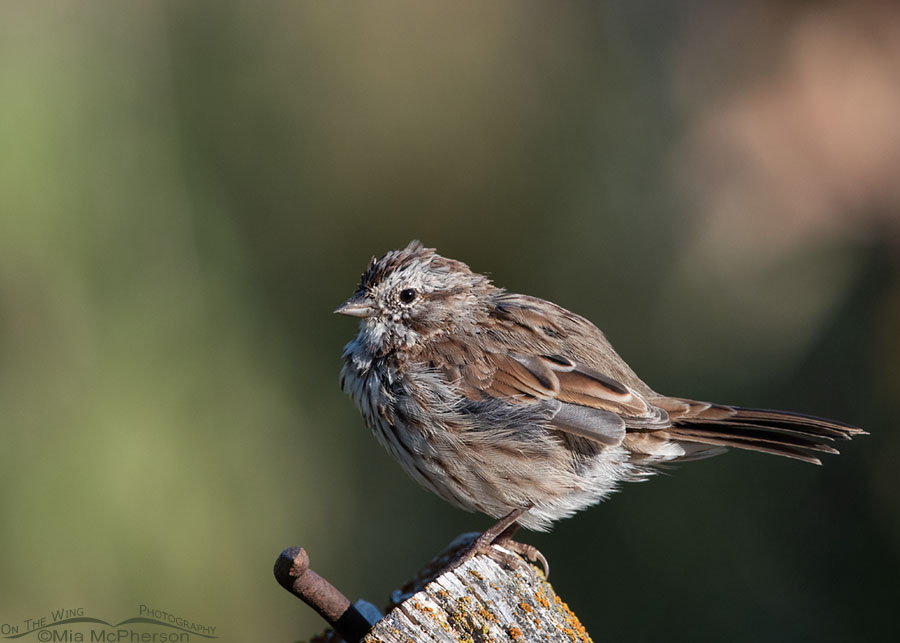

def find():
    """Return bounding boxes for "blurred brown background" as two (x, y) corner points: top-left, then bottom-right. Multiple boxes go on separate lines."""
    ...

(1, 1), (898, 641)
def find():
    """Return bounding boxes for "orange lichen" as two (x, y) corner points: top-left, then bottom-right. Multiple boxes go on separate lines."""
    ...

(550, 595), (592, 642)
(476, 607), (497, 623)
(506, 626), (523, 640)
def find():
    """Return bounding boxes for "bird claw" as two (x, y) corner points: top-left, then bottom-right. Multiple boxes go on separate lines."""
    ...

(426, 509), (551, 580)
(442, 534), (550, 579)
(448, 526), (550, 580)
(493, 539), (550, 579)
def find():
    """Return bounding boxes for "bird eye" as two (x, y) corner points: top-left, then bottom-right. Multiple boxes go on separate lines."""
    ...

(399, 288), (417, 304)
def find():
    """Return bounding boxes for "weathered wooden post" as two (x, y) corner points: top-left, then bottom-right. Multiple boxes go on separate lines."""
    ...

(275, 534), (592, 643)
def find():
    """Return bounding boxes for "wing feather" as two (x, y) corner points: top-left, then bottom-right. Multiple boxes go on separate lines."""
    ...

(424, 339), (669, 446)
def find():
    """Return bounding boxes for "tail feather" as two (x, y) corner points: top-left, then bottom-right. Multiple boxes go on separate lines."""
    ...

(655, 398), (865, 465)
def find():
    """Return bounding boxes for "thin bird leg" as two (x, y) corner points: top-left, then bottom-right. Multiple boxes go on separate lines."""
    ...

(468, 507), (527, 551)
(447, 508), (550, 577)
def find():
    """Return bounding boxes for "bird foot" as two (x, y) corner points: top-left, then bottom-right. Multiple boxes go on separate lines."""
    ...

(443, 508), (550, 578)
(494, 539), (549, 578)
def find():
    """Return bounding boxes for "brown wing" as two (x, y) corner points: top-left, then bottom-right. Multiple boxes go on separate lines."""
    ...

(415, 292), (671, 446)
(428, 341), (671, 446)
(488, 292), (655, 395)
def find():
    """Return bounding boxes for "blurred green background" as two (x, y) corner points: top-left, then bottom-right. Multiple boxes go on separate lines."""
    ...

(1, 1), (899, 641)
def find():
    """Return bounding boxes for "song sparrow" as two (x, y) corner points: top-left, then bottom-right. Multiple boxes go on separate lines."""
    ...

(336, 241), (863, 543)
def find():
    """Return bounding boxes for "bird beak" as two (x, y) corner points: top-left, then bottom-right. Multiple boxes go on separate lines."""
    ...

(334, 294), (375, 318)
